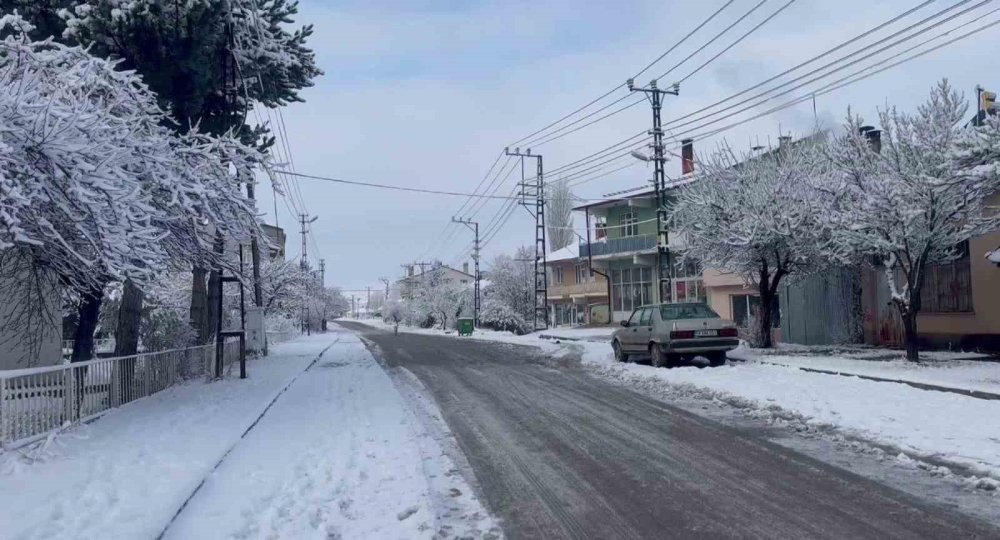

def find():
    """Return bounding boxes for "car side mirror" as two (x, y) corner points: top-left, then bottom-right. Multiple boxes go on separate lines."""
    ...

(620, 321), (629, 327)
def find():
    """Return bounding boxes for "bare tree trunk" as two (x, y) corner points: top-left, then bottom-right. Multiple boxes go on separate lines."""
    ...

(902, 308), (920, 362)
(207, 268), (221, 342)
(206, 234), (225, 344)
(757, 282), (775, 349)
(114, 279), (143, 357)
(71, 284), (103, 363)
(190, 266), (209, 345)
(114, 278), (143, 403)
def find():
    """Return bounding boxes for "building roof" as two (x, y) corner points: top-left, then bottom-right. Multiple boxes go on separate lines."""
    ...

(547, 244), (579, 263)
(572, 177), (696, 212)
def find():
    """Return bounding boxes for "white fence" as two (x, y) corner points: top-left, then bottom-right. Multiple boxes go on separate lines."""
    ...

(1, 340), (241, 449)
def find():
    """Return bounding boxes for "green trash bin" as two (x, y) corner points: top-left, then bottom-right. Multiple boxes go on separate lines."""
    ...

(457, 318), (474, 336)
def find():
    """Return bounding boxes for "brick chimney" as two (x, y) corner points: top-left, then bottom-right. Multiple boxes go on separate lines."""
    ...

(681, 139), (694, 175)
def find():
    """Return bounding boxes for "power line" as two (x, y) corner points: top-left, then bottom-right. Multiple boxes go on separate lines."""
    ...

(506, 0), (747, 149)
(676, 0), (798, 85)
(631, 0), (738, 80)
(666, 0), (986, 133)
(661, 0), (937, 132)
(653, 0), (770, 82)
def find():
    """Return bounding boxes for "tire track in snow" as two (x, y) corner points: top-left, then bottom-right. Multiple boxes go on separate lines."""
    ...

(154, 336), (342, 540)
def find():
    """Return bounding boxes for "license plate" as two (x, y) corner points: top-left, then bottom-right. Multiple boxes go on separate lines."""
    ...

(694, 330), (717, 337)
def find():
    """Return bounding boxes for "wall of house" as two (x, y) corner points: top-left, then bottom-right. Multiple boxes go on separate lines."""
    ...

(0, 254), (62, 369)
(603, 203), (657, 240)
(916, 229), (1000, 349)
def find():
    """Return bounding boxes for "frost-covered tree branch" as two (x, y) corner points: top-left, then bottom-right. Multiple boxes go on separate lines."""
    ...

(671, 135), (835, 348)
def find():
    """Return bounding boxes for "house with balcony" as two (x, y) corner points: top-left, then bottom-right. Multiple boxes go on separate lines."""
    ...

(574, 186), (708, 324)
(545, 245), (609, 326)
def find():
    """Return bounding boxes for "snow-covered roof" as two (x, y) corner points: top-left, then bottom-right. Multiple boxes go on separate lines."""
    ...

(547, 244), (579, 263)
(987, 248), (1000, 265)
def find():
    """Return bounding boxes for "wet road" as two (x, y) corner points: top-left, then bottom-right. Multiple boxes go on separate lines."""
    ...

(340, 322), (999, 540)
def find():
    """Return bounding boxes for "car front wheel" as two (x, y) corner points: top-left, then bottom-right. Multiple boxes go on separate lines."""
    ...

(613, 340), (629, 363)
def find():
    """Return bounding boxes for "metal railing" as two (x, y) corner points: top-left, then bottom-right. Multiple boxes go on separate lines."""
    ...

(579, 234), (656, 258)
(266, 331), (299, 345)
(61, 338), (116, 357)
(1, 340), (241, 449)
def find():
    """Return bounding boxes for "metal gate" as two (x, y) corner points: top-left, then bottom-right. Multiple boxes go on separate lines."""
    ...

(780, 267), (863, 345)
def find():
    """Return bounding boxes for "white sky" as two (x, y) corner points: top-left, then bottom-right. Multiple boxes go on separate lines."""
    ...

(253, 0), (1000, 293)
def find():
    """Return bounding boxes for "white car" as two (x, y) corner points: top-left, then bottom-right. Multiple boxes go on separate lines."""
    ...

(611, 303), (739, 368)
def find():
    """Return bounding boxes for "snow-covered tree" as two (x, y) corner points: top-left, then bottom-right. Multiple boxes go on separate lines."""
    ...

(0, 18), (183, 361)
(479, 297), (528, 335)
(827, 80), (1000, 361)
(546, 177), (575, 252)
(407, 266), (472, 330)
(26, 0), (320, 351)
(483, 248), (535, 324)
(671, 135), (834, 348)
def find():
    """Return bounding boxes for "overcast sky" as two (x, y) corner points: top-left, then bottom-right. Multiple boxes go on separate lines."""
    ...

(254, 0), (999, 295)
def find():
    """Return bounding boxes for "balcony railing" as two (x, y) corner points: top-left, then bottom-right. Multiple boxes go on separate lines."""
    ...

(579, 234), (656, 258)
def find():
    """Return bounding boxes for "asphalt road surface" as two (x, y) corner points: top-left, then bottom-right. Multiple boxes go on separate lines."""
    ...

(339, 322), (999, 540)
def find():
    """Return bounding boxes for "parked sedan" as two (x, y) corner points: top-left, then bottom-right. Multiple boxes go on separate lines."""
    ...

(611, 303), (739, 368)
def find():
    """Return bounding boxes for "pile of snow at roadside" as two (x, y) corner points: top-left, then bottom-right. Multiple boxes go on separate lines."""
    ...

(731, 347), (1000, 394)
(0, 330), (500, 539)
(579, 342), (1000, 483)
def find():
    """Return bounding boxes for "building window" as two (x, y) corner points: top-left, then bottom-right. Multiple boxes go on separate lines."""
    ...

(919, 241), (973, 313)
(554, 266), (565, 284)
(611, 266), (653, 312)
(671, 259), (706, 303)
(731, 294), (780, 328)
(620, 212), (638, 237)
(575, 263), (592, 283)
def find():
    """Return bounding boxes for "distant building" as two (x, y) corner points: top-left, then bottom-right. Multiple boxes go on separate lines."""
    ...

(261, 224), (286, 260)
(545, 244), (609, 326)
(395, 263), (474, 300)
(0, 251), (62, 369)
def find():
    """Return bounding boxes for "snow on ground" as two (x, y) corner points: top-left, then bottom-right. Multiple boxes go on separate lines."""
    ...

(731, 346), (1000, 394)
(0, 329), (498, 540)
(579, 344), (1000, 483)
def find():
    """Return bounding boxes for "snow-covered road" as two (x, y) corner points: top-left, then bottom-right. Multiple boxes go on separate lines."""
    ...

(1, 329), (497, 540)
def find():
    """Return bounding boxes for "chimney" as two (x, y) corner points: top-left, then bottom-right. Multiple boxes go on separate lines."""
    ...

(407, 265), (414, 277)
(681, 139), (694, 175)
(865, 129), (882, 154)
(463, 262), (469, 274)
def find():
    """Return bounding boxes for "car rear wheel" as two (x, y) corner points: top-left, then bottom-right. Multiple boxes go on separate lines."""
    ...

(613, 340), (629, 363)
(708, 351), (727, 367)
(650, 344), (667, 368)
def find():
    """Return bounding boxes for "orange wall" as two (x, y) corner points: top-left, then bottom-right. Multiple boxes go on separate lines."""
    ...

(918, 228), (1000, 336)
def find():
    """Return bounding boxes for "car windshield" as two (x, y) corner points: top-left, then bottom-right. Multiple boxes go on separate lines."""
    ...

(659, 303), (720, 320)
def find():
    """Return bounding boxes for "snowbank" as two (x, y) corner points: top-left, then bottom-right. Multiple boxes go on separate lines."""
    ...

(732, 348), (1000, 394)
(581, 343), (1000, 480)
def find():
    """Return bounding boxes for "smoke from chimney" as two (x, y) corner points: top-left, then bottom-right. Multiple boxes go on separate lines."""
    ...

(681, 139), (694, 175)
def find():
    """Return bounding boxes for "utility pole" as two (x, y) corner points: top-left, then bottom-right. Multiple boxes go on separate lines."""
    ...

(504, 147), (548, 330)
(299, 214), (317, 271)
(628, 78), (679, 304)
(366, 286), (371, 319)
(451, 217), (480, 325)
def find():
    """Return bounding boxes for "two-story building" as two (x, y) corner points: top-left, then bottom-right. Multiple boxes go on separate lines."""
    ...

(545, 245), (609, 326)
